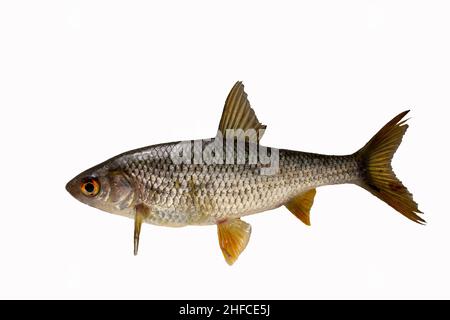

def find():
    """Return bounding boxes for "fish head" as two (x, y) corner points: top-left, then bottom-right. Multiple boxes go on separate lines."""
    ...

(66, 162), (136, 217)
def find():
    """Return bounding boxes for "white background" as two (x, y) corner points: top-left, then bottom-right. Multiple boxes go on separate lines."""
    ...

(0, 1), (448, 299)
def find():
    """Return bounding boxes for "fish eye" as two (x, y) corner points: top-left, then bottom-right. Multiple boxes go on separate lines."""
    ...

(81, 177), (100, 197)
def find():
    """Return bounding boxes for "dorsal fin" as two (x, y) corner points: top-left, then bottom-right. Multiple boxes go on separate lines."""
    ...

(218, 81), (266, 141)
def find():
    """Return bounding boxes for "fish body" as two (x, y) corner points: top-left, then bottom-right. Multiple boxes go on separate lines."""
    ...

(108, 143), (359, 227)
(66, 82), (423, 264)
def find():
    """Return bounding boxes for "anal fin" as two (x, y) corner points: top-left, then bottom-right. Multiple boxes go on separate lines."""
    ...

(285, 189), (317, 226)
(217, 218), (251, 265)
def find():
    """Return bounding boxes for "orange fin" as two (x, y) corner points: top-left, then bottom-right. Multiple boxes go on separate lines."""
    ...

(285, 189), (316, 226)
(217, 218), (251, 265)
(134, 204), (151, 256)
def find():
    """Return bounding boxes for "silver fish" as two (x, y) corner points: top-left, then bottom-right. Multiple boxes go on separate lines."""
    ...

(66, 81), (423, 265)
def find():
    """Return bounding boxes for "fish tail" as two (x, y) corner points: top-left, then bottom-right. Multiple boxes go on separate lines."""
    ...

(355, 110), (425, 224)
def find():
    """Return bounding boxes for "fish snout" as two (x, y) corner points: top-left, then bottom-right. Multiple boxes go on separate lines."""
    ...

(65, 178), (79, 198)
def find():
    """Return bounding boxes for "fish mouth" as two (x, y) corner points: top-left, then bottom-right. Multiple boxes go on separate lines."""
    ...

(65, 178), (78, 198)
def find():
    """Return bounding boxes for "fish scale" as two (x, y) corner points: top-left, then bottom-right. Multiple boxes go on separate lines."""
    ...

(115, 142), (362, 227)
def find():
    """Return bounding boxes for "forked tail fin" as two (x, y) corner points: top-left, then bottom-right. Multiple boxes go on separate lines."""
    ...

(355, 110), (424, 224)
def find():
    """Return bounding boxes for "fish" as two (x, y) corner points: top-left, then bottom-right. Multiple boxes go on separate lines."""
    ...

(66, 81), (424, 265)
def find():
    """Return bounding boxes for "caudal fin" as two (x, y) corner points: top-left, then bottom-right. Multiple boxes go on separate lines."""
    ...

(356, 110), (424, 224)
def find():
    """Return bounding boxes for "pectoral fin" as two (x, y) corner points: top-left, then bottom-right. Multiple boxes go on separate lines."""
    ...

(285, 189), (316, 226)
(217, 218), (251, 265)
(134, 204), (151, 256)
